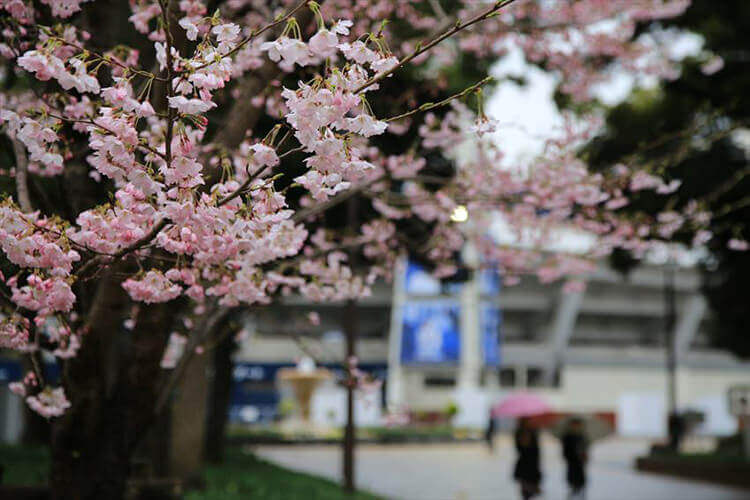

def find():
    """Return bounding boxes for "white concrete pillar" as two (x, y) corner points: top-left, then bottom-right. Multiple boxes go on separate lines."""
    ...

(0, 387), (24, 444)
(453, 265), (488, 428)
(517, 365), (528, 389)
(386, 257), (407, 409)
(457, 268), (481, 390)
(674, 294), (707, 357)
(544, 288), (584, 383)
(485, 367), (500, 390)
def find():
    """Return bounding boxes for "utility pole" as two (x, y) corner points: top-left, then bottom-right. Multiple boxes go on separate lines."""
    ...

(664, 264), (680, 450)
(342, 196), (358, 493)
(342, 299), (357, 492)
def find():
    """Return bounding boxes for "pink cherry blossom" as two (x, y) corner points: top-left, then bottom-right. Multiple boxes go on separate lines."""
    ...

(160, 332), (187, 369)
(260, 37), (310, 67)
(212, 23), (240, 44)
(11, 275), (76, 314)
(179, 17), (199, 41)
(123, 271), (182, 303)
(167, 96), (216, 114)
(26, 386), (71, 418)
(338, 41), (377, 65)
(728, 239), (749, 251)
(247, 143), (279, 168)
(309, 29), (339, 58)
(0, 314), (30, 350)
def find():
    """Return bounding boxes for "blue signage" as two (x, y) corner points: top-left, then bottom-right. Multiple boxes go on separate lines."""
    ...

(0, 359), (22, 382)
(400, 302), (460, 364)
(480, 267), (501, 296)
(481, 303), (501, 366)
(400, 260), (503, 366)
(0, 358), (59, 382)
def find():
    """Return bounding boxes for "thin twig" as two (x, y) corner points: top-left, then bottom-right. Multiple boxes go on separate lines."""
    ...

(187, 0), (310, 73)
(216, 146), (305, 207)
(48, 36), (165, 82)
(74, 219), (171, 277)
(353, 0), (519, 95)
(385, 77), (492, 122)
(292, 175), (386, 222)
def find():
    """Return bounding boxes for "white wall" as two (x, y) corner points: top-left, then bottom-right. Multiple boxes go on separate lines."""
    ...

(399, 363), (749, 435)
(311, 384), (382, 427)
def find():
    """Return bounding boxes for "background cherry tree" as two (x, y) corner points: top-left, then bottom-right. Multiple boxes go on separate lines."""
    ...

(0, 0), (729, 497)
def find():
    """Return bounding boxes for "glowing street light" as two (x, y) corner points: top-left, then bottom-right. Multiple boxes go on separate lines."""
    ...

(450, 205), (469, 223)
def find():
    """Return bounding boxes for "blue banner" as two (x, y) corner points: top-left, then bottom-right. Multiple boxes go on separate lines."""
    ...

(400, 260), (502, 366)
(401, 301), (460, 364)
(0, 358), (59, 382)
(480, 268), (501, 296)
(481, 303), (502, 366)
(0, 359), (22, 382)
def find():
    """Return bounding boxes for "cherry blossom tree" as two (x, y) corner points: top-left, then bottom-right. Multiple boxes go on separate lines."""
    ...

(0, 0), (729, 497)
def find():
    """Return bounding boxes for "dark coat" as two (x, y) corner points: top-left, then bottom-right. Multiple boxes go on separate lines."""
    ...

(513, 428), (542, 484)
(562, 431), (588, 488)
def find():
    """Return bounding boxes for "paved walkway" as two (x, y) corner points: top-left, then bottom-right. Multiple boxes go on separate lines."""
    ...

(255, 437), (748, 500)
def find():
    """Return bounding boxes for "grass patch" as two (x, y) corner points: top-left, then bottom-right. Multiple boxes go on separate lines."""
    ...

(228, 424), (482, 443)
(187, 447), (382, 500)
(1, 444), (381, 499)
(0, 443), (49, 486)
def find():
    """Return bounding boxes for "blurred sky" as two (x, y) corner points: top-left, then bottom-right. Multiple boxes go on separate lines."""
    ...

(483, 28), (706, 264)
(486, 28), (705, 165)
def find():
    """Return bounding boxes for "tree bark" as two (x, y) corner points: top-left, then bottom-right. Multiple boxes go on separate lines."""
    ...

(204, 330), (237, 463)
(167, 351), (209, 483)
(49, 270), (174, 500)
(342, 299), (358, 493)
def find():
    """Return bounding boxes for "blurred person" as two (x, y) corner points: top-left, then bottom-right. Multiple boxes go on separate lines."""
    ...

(513, 417), (542, 499)
(561, 417), (589, 500)
(485, 410), (496, 452)
(668, 412), (685, 452)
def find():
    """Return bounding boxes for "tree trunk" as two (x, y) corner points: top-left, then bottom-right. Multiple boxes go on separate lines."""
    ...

(204, 332), (237, 463)
(49, 271), (174, 500)
(167, 351), (209, 484)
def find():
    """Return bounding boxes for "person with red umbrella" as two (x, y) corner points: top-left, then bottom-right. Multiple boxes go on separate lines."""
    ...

(513, 417), (542, 499)
(492, 393), (551, 500)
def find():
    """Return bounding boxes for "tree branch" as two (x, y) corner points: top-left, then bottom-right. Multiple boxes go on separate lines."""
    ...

(153, 304), (230, 416)
(291, 175), (386, 223)
(11, 138), (33, 212)
(385, 76), (492, 123)
(353, 0), (519, 94)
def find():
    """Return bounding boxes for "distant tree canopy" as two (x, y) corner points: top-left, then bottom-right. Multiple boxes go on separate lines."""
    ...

(585, 0), (750, 357)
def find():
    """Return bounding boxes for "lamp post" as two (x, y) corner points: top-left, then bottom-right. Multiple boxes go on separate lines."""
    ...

(664, 263), (681, 451)
(342, 196), (359, 493)
(342, 299), (357, 492)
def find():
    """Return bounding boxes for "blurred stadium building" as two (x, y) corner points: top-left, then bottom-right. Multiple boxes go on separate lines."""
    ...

(227, 258), (750, 436)
(2, 260), (749, 441)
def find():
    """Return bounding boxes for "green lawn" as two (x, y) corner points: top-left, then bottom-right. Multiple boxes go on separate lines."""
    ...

(227, 424), (482, 443)
(188, 447), (382, 500)
(0, 443), (49, 486)
(0, 444), (381, 499)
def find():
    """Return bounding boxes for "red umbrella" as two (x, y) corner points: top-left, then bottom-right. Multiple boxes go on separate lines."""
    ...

(491, 392), (552, 418)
